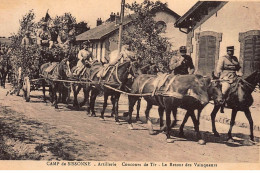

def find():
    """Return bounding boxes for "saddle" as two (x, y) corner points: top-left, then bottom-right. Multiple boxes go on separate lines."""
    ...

(96, 64), (116, 78)
(44, 62), (59, 74)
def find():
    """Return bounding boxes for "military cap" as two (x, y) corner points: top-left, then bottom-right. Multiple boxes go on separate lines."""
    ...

(227, 46), (234, 51)
(179, 46), (187, 52)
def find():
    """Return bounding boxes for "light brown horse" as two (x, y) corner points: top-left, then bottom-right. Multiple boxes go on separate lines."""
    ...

(128, 74), (219, 143)
(211, 71), (260, 142)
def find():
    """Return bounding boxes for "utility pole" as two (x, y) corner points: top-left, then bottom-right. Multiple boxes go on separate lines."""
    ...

(117, 0), (125, 57)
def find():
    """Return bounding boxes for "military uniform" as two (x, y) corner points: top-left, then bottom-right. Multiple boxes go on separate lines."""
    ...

(169, 46), (194, 75)
(73, 45), (94, 75)
(37, 22), (53, 48)
(215, 48), (241, 96)
(215, 46), (242, 113)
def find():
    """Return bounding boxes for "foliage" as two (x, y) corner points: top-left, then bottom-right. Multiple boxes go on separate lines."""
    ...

(124, 0), (176, 73)
(8, 10), (85, 84)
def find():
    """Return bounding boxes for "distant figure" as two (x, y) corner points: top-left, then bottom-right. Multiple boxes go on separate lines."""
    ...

(68, 24), (76, 45)
(57, 25), (69, 48)
(36, 22), (53, 48)
(169, 46), (194, 75)
(21, 31), (33, 48)
(214, 46), (242, 113)
(49, 25), (59, 45)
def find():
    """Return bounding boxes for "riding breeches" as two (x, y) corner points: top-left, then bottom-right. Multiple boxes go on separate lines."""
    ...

(222, 81), (230, 97)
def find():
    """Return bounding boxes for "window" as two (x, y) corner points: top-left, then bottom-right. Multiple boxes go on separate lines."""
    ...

(155, 21), (166, 33)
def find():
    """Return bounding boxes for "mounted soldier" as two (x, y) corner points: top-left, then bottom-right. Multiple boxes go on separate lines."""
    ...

(73, 41), (95, 76)
(36, 22), (53, 48)
(214, 46), (242, 113)
(169, 46), (195, 75)
(97, 44), (135, 77)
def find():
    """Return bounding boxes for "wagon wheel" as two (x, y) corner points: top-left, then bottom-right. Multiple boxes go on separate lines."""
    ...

(22, 76), (31, 102)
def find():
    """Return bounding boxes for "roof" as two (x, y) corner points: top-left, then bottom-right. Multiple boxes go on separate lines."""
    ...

(76, 14), (134, 41)
(175, 1), (228, 28)
(0, 38), (11, 45)
(76, 6), (180, 42)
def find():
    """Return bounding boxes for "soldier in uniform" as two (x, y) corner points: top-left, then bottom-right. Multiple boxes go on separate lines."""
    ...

(21, 31), (33, 48)
(36, 22), (53, 48)
(169, 46), (195, 75)
(73, 41), (95, 76)
(57, 25), (70, 49)
(214, 46), (242, 113)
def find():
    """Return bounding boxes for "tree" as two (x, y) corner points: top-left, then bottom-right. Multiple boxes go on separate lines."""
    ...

(124, 0), (176, 73)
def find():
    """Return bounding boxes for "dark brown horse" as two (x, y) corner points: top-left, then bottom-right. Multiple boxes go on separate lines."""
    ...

(127, 74), (216, 143)
(40, 58), (72, 109)
(0, 54), (11, 88)
(211, 71), (260, 142)
(85, 60), (138, 123)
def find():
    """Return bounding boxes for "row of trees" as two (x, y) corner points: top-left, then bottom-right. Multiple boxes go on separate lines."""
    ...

(8, 0), (175, 83)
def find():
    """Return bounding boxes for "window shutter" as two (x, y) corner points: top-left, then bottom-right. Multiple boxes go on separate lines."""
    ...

(198, 35), (216, 76)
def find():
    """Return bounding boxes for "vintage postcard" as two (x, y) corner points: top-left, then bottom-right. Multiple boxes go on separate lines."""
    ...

(0, 0), (259, 170)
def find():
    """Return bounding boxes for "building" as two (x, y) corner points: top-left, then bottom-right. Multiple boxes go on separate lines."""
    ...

(76, 7), (186, 62)
(175, 1), (260, 77)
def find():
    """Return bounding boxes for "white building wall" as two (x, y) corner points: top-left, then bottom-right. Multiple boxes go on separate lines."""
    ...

(191, 1), (260, 61)
(154, 11), (186, 51)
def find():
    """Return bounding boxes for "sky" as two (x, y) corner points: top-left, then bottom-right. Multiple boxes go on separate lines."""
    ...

(0, 0), (198, 37)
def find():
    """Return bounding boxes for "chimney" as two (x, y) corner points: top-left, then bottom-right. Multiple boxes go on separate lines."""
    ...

(96, 18), (102, 26)
(110, 12), (116, 22)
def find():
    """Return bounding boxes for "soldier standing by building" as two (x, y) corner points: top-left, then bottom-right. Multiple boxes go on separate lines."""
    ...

(169, 46), (195, 75)
(214, 46), (242, 113)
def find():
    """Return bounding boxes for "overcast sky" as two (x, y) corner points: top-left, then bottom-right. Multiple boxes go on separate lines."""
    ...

(0, 0), (199, 37)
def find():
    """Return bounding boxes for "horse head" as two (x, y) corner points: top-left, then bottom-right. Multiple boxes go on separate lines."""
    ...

(58, 58), (72, 79)
(207, 78), (223, 106)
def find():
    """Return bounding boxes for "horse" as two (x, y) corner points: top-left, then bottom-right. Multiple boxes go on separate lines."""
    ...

(0, 54), (11, 88)
(85, 60), (138, 123)
(40, 58), (72, 109)
(127, 74), (214, 143)
(210, 71), (260, 143)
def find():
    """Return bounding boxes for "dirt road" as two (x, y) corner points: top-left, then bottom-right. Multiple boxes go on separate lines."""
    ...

(0, 85), (259, 163)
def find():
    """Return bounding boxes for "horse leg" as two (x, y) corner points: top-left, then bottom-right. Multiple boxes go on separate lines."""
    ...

(179, 111), (189, 138)
(80, 86), (89, 107)
(171, 107), (178, 128)
(158, 106), (165, 131)
(211, 105), (221, 137)
(227, 109), (238, 142)
(165, 107), (174, 143)
(114, 93), (121, 124)
(128, 96), (139, 129)
(244, 108), (254, 142)
(145, 103), (155, 135)
(53, 84), (58, 109)
(72, 84), (80, 108)
(89, 89), (98, 117)
(190, 110), (205, 144)
(136, 98), (141, 122)
(100, 92), (109, 120)
(42, 80), (47, 102)
(110, 95), (115, 117)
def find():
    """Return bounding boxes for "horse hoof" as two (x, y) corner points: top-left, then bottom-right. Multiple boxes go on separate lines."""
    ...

(179, 132), (186, 138)
(227, 138), (235, 143)
(149, 130), (156, 135)
(160, 126), (166, 132)
(198, 139), (206, 145)
(214, 132), (220, 137)
(243, 139), (257, 146)
(128, 124), (134, 130)
(99, 117), (105, 121)
(116, 121), (121, 125)
(166, 138), (174, 143)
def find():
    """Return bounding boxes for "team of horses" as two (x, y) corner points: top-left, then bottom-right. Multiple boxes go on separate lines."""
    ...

(16, 51), (260, 145)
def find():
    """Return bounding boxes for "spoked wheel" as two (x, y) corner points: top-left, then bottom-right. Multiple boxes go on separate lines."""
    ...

(23, 77), (31, 102)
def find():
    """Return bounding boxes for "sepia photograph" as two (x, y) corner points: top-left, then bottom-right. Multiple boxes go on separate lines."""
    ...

(0, 0), (259, 170)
